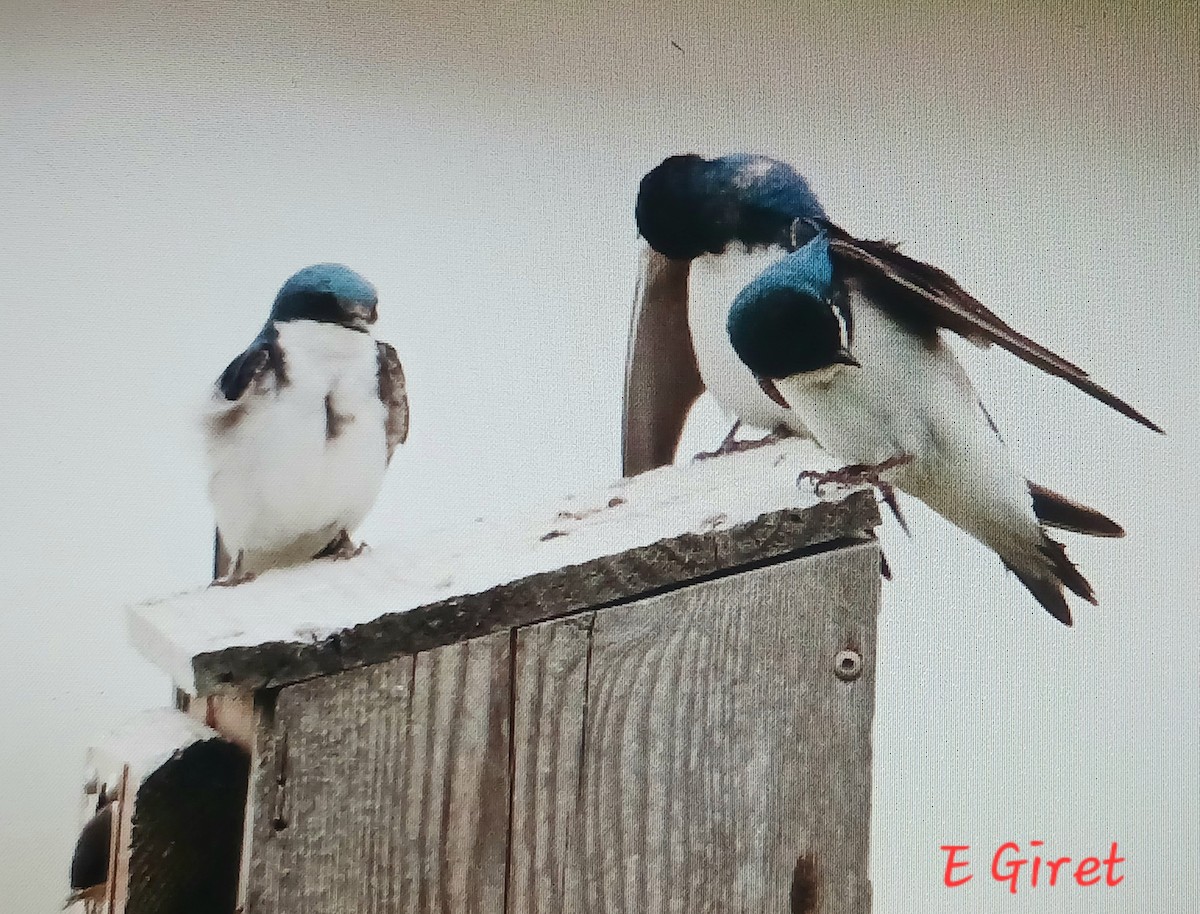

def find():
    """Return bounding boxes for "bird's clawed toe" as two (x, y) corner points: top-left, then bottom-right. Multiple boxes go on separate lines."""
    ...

(211, 571), (257, 587)
(695, 423), (796, 461)
(877, 483), (911, 536)
(317, 530), (368, 561)
(210, 551), (256, 587)
(799, 453), (913, 496)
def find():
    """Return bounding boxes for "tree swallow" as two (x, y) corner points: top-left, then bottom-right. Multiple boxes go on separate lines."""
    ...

(65, 786), (114, 909)
(625, 154), (830, 475)
(204, 264), (409, 585)
(726, 229), (1156, 624)
(628, 153), (1161, 485)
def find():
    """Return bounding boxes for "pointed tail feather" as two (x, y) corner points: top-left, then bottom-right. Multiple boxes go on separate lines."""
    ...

(1004, 562), (1073, 625)
(1029, 482), (1125, 538)
(1002, 533), (1098, 626)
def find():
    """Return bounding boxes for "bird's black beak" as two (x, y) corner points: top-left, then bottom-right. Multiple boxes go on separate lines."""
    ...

(835, 349), (860, 368)
(788, 216), (826, 250)
(756, 376), (791, 408)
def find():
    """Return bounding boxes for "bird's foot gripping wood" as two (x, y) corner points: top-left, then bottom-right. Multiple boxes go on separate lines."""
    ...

(694, 422), (797, 461)
(799, 453), (914, 497)
(316, 529), (369, 561)
(210, 551), (257, 587)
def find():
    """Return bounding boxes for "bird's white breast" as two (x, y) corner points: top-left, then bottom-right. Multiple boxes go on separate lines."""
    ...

(688, 247), (806, 432)
(204, 320), (389, 571)
(776, 290), (1037, 552)
(776, 295), (968, 468)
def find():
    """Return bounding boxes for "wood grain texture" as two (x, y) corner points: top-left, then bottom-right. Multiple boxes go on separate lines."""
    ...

(235, 545), (880, 912)
(622, 246), (702, 477)
(508, 542), (880, 914)
(178, 689), (259, 755)
(508, 614), (595, 914)
(244, 631), (511, 914)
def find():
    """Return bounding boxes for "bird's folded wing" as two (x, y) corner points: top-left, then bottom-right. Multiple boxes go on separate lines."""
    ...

(216, 326), (286, 401)
(827, 229), (1162, 433)
(376, 341), (410, 462)
(622, 246), (704, 477)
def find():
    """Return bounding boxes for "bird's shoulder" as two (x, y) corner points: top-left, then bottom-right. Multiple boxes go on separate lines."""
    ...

(216, 322), (287, 401)
(375, 340), (409, 460)
(828, 234), (952, 344)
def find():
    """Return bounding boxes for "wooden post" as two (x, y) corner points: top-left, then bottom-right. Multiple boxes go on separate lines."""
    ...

(114, 442), (882, 913)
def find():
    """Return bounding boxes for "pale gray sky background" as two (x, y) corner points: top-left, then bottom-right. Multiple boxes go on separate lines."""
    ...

(2, 0), (1198, 910)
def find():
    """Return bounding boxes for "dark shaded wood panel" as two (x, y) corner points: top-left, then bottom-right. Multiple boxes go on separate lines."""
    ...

(125, 740), (250, 914)
(622, 247), (701, 477)
(506, 543), (880, 914)
(244, 631), (511, 914)
(78, 711), (250, 914)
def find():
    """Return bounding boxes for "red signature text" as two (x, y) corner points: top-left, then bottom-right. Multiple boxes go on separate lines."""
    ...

(940, 842), (1125, 893)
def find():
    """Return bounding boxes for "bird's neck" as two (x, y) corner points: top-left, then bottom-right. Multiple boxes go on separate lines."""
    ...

(689, 245), (790, 323)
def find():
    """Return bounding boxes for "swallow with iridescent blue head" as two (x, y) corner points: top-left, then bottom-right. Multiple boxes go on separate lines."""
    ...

(203, 263), (409, 585)
(634, 152), (1162, 624)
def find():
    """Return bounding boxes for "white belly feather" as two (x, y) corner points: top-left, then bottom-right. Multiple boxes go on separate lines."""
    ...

(776, 291), (1044, 569)
(689, 248), (809, 432)
(204, 320), (389, 572)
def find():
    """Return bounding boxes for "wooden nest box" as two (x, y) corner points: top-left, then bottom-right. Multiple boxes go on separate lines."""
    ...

(85, 441), (883, 913)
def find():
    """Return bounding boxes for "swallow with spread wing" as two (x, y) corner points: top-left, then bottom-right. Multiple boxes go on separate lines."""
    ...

(635, 153), (1160, 623)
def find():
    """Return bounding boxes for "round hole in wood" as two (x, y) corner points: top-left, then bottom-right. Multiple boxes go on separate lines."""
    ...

(834, 649), (862, 681)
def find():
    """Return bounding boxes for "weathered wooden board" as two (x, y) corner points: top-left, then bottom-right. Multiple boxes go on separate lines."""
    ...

(509, 542), (880, 914)
(177, 689), (259, 755)
(243, 631), (512, 914)
(129, 440), (879, 696)
(508, 614), (594, 913)
(237, 542), (879, 913)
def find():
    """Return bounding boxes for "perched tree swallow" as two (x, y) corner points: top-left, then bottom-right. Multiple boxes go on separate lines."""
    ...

(204, 264), (409, 585)
(627, 153), (1161, 481)
(625, 154), (829, 475)
(634, 152), (1161, 623)
(726, 228), (1156, 624)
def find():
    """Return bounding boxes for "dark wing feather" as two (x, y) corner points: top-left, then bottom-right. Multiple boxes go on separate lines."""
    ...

(376, 341), (410, 462)
(216, 324), (286, 401)
(211, 329), (286, 582)
(213, 528), (232, 580)
(825, 227), (1163, 433)
(1028, 482), (1125, 538)
(69, 803), (113, 894)
(622, 247), (703, 476)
